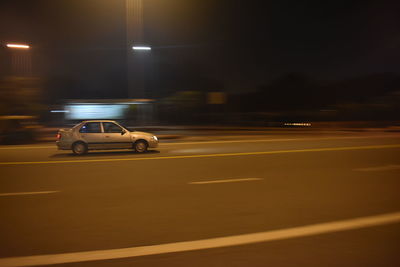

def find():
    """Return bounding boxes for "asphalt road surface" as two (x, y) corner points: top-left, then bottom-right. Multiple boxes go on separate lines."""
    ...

(1, 131), (400, 266)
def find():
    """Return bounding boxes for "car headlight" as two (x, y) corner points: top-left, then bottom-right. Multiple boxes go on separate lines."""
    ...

(152, 136), (158, 141)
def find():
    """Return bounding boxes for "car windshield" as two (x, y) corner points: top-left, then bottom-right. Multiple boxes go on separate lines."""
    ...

(116, 122), (133, 132)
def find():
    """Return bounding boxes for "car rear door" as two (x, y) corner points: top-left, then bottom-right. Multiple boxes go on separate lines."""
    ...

(102, 122), (132, 149)
(78, 122), (105, 149)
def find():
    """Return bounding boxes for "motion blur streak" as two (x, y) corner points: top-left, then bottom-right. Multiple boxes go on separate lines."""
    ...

(1, 212), (399, 267)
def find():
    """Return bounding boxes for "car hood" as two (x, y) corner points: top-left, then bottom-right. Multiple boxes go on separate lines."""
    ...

(129, 131), (153, 137)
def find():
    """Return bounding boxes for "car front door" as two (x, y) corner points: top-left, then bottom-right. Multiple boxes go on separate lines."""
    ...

(102, 122), (132, 149)
(78, 122), (105, 149)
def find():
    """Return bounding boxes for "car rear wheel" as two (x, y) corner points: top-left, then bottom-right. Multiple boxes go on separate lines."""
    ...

(72, 142), (88, 155)
(134, 140), (148, 153)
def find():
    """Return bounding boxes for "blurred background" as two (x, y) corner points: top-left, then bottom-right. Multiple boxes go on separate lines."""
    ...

(0, 0), (399, 142)
(1, 2), (400, 266)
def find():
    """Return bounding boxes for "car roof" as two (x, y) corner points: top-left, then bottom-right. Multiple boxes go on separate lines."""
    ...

(80, 120), (117, 123)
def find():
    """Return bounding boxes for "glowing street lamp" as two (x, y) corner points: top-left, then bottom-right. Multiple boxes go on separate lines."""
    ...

(6, 43), (30, 49)
(132, 46), (151, 51)
(6, 43), (32, 75)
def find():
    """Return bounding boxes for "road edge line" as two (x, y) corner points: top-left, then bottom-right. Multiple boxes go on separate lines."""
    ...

(1, 212), (400, 266)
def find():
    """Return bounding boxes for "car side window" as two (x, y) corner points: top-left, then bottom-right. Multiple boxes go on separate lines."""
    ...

(79, 122), (102, 133)
(103, 122), (123, 133)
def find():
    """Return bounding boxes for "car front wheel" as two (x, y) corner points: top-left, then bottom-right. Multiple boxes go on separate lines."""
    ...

(72, 142), (88, 155)
(134, 140), (148, 153)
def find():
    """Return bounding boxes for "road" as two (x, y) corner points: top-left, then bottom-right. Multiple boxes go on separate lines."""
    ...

(0, 131), (400, 266)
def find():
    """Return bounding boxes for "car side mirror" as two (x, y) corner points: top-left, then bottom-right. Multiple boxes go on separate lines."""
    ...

(121, 130), (126, 135)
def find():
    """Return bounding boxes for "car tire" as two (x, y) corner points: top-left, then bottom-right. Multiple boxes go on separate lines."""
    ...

(134, 140), (148, 153)
(72, 142), (88, 155)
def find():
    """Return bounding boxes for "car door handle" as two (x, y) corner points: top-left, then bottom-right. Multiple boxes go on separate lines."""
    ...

(105, 136), (110, 138)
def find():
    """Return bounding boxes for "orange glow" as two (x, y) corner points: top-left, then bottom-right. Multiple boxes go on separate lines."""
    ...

(284, 122), (312, 126)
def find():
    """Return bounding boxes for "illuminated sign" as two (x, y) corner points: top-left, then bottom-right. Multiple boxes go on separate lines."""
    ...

(65, 104), (129, 120)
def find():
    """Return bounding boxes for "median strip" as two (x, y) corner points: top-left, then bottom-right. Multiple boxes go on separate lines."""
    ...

(354, 164), (400, 172)
(0, 144), (399, 166)
(0, 145), (55, 150)
(162, 135), (400, 146)
(0, 135), (398, 150)
(0, 211), (399, 266)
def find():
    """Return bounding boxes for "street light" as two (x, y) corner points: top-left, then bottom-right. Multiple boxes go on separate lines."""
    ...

(132, 46), (151, 51)
(6, 43), (30, 49)
(6, 43), (32, 75)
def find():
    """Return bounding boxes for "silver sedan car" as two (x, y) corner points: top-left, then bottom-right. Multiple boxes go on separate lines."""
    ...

(56, 120), (158, 155)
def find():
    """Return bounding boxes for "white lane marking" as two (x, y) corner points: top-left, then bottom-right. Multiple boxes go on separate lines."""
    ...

(0, 191), (59, 197)
(354, 165), (400, 172)
(189, 178), (263, 184)
(1, 212), (400, 267)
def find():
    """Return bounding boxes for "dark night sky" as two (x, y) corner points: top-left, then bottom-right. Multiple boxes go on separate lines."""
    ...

(0, 0), (399, 98)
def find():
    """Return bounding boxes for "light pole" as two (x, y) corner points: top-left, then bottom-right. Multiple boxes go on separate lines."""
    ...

(6, 43), (32, 76)
(126, 0), (148, 99)
(126, 0), (155, 125)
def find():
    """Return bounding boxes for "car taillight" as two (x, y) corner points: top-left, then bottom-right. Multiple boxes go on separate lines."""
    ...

(56, 133), (61, 140)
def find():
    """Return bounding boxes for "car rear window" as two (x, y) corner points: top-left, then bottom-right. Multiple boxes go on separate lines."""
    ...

(79, 122), (102, 133)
